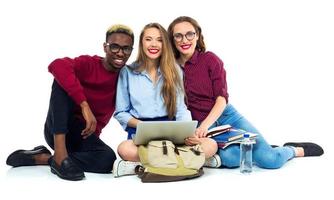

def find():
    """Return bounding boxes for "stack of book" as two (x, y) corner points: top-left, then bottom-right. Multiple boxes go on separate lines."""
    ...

(206, 125), (257, 149)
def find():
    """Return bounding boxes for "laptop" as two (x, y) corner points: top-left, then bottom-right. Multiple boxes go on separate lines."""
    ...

(133, 120), (198, 145)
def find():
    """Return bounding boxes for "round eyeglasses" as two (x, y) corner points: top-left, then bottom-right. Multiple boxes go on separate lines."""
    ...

(106, 43), (133, 55)
(173, 31), (196, 42)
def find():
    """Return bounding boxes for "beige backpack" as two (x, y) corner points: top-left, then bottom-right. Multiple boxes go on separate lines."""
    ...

(136, 140), (205, 182)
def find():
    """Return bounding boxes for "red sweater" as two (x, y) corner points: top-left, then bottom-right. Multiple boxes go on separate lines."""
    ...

(48, 55), (119, 136)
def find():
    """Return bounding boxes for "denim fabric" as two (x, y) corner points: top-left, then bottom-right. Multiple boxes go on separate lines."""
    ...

(44, 80), (116, 173)
(212, 104), (295, 169)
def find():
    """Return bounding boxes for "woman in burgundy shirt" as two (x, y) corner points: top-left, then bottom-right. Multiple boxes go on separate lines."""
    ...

(168, 16), (323, 169)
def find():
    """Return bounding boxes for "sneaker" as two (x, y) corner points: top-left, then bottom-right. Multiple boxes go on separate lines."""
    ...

(283, 142), (324, 157)
(204, 154), (221, 168)
(113, 159), (141, 178)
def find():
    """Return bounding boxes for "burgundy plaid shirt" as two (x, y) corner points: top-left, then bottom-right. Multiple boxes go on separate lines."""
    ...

(182, 50), (229, 122)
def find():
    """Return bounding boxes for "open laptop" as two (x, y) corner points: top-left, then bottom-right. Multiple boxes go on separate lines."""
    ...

(133, 121), (198, 145)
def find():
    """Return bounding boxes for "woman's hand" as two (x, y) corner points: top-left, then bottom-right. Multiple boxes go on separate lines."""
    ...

(185, 135), (202, 146)
(195, 126), (208, 138)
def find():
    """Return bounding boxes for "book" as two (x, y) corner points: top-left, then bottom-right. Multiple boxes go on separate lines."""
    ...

(217, 132), (258, 149)
(206, 124), (232, 138)
(208, 126), (258, 149)
(210, 128), (245, 143)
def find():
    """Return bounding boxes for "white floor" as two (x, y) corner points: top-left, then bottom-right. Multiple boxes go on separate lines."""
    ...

(1, 154), (332, 200)
(1, 118), (333, 200)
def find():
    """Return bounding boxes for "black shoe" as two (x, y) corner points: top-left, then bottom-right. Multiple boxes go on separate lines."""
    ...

(49, 157), (85, 181)
(6, 145), (51, 167)
(284, 142), (324, 157)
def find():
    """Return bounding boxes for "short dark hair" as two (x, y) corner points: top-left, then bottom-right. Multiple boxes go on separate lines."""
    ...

(106, 24), (134, 45)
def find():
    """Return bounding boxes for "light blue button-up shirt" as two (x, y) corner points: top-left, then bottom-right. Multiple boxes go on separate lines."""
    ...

(114, 62), (192, 129)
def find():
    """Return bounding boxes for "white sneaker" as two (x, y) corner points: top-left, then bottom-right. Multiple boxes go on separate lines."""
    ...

(113, 159), (141, 178)
(204, 154), (222, 168)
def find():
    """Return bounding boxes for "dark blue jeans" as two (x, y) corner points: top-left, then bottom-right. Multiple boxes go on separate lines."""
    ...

(44, 80), (116, 173)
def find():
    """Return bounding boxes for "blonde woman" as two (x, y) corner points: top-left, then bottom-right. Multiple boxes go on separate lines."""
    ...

(113, 23), (217, 177)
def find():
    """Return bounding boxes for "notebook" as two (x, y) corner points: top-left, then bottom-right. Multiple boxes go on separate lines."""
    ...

(133, 121), (198, 145)
(206, 124), (232, 138)
(211, 128), (245, 143)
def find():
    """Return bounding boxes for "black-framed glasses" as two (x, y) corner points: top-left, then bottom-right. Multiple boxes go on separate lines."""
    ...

(106, 43), (133, 55)
(173, 31), (196, 42)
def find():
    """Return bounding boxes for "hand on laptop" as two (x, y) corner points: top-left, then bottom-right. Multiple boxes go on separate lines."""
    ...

(194, 127), (208, 138)
(185, 135), (201, 146)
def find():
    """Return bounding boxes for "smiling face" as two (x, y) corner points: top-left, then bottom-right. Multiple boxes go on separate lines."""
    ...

(172, 22), (199, 58)
(142, 27), (163, 61)
(103, 32), (133, 71)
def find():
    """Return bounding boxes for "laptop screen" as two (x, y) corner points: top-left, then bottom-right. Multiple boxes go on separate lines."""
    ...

(133, 121), (198, 145)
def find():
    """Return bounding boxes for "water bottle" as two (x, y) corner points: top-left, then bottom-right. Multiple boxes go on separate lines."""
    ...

(240, 133), (253, 174)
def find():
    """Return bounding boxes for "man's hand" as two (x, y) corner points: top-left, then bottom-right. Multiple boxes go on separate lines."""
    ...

(80, 101), (97, 139)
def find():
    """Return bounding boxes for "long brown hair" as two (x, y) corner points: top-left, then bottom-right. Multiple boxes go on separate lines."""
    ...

(167, 16), (206, 59)
(136, 23), (183, 119)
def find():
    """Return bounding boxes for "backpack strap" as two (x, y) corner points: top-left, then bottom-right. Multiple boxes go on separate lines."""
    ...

(174, 146), (180, 155)
(162, 141), (168, 155)
(190, 147), (201, 156)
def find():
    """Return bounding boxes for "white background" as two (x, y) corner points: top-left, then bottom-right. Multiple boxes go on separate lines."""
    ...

(0, 0), (333, 199)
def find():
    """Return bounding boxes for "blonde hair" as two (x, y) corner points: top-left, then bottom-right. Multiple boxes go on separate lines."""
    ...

(106, 24), (134, 45)
(136, 23), (183, 119)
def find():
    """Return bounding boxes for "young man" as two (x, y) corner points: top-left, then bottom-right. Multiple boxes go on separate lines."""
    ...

(6, 24), (134, 181)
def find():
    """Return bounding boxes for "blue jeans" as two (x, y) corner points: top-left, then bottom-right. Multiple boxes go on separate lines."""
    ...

(212, 104), (295, 169)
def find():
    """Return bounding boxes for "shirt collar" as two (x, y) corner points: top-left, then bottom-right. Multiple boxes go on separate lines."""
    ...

(142, 67), (161, 76)
(129, 62), (161, 76)
(128, 62), (140, 74)
(186, 50), (200, 64)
